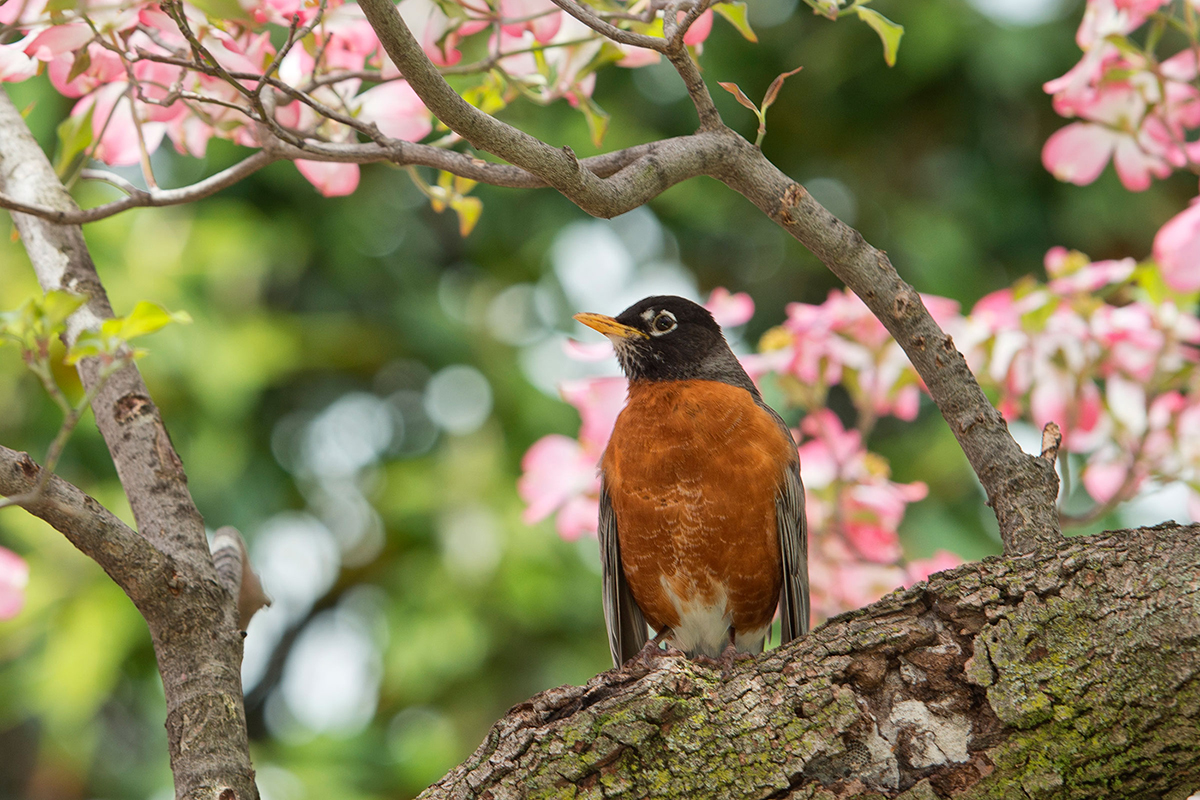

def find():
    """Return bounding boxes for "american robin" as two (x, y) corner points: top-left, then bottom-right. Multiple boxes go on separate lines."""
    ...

(574, 295), (809, 669)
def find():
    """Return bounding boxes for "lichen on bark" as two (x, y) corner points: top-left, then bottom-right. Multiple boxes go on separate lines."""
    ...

(420, 523), (1200, 800)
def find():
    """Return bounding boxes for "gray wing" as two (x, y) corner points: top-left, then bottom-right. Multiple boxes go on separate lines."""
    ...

(777, 460), (810, 643)
(599, 480), (648, 667)
(756, 401), (808, 644)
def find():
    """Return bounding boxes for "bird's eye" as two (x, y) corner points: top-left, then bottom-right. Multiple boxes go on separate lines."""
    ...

(650, 310), (677, 335)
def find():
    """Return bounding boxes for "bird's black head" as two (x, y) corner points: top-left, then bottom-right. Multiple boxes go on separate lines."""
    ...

(574, 295), (757, 392)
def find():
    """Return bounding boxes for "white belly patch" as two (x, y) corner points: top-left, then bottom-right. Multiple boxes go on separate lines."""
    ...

(661, 578), (770, 657)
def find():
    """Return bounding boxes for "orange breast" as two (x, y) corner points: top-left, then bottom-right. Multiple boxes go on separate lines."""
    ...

(601, 380), (796, 639)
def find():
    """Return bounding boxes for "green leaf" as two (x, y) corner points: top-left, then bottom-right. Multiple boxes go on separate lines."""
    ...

(718, 81), (758, 112)
(1133, 261), (1170, 305)
(713, 2), (757, 42)
(855, 7), (904, 67)
(41, 290), (87, 329)
(450, 196), (483, 237)
(106, 301), (192, 341)
(66, 47), (91, 83)
(188, 0), (250, 22)
(578, 95), (610, 148)
(53, 105), (95, 180)
(64, 338), (104, 365)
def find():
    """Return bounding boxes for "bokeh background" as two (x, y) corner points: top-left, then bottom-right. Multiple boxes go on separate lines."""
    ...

(1, 0), (1195, 797)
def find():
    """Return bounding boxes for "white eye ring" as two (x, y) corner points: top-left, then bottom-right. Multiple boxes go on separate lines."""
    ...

(649, 310), (677, 336)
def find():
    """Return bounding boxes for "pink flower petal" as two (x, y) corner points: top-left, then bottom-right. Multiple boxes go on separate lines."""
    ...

(0, 41), (38, 83)
(0, 547), (29, 620)
(23, 22), (94, 62)
(681, 8), (713, 46)
(517, 434), (598, 536)
(563, 338), (614, 361)
(296, 160), (361, 196)
(1042, 122), (1117, 186)
(1082, 452), (1132, 504)
(560, 376), (627, 452)
(1153, 199), (1200, 292)
(556, 494), (599, 540)
(356, 80), (432, 142)
(704, 287), (755, 327)
(904, 550), (962, 585)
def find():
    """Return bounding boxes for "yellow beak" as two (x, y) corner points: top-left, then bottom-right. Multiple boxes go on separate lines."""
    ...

(573, 312), (649, 340)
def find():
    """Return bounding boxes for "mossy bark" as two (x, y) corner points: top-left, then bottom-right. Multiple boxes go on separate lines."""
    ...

(421, 523), (1200, 800)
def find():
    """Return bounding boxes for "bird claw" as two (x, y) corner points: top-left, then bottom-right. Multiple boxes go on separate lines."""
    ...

(718, 643), (753, 679)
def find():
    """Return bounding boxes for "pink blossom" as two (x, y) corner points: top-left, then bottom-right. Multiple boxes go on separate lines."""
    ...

(1042, 119), (1169, 191)
(295, 160), (361, 197)
(48, 44), (124, 97)
(1047, 252), (1135, 294)
(73, 82), (167, 167)
(1082, 447), (1134, 503)
(615, 45), (660, 69)
(562, 338), (614, 361)
(0, 547), (28, 620)
(704, 287), (755, 327)
(681, 8), (713, 46)
(556, 494), (600, 541)
(356, 80), (432, 142)
(560, 376), (627, 452)
(23, 22), (93, 62)
(1153, 199), (1200, 292)
(905, 551), (963, 585)
(0, 41), (38, 83)
(518, 434), (599, 529)
(500, 0), (562, 43)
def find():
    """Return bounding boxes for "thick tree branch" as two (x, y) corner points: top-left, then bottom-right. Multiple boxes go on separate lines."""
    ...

(0, 86), (258, 800)
(0, 445), (169, 602)
(420, 522), (1200, 799)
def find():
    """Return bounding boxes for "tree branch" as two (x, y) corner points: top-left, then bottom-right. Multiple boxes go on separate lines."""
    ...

(420, 522), (1200, 799)
(543, 0), (667, 51)
(0, 135), (722, 224)
(359, 0), (723, 216)
(0, 445), (169, 602)
(0, 86), (258, 800)
(715, 143), (1062, 553)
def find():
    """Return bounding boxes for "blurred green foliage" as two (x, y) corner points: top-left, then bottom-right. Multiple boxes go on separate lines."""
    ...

(1, 0), (1188, 797)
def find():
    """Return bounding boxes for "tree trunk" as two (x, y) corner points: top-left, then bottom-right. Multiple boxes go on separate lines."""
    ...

(420, 523), (1200, 799)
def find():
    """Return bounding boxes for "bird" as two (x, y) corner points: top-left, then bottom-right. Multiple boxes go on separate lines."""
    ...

(574, 295), (809, 669)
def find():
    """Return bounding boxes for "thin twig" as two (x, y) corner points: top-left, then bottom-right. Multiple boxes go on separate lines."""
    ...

(0, 370), (110, 510)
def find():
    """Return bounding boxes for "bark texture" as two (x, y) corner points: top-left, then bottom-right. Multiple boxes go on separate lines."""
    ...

(421, 522), (1200, 800)
(0, 88), (258, 800)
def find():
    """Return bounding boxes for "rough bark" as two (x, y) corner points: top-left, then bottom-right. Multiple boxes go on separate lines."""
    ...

(421, 522), (1200, 800)
(0, 88), (258, 800)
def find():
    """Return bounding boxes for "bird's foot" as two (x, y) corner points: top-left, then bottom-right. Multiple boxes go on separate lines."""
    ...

(718, 642), (754, 679)
(619, 631), (683, 672)
(636, 641), (685, 669)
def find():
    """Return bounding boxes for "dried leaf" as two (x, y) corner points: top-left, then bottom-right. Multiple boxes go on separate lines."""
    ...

(718, 81), (758, 112)
(762, 66), (803, 113)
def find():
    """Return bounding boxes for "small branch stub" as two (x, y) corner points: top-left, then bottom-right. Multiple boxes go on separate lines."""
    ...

(1040, 420), (1062, 464)
(210, 526), (270, 631)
